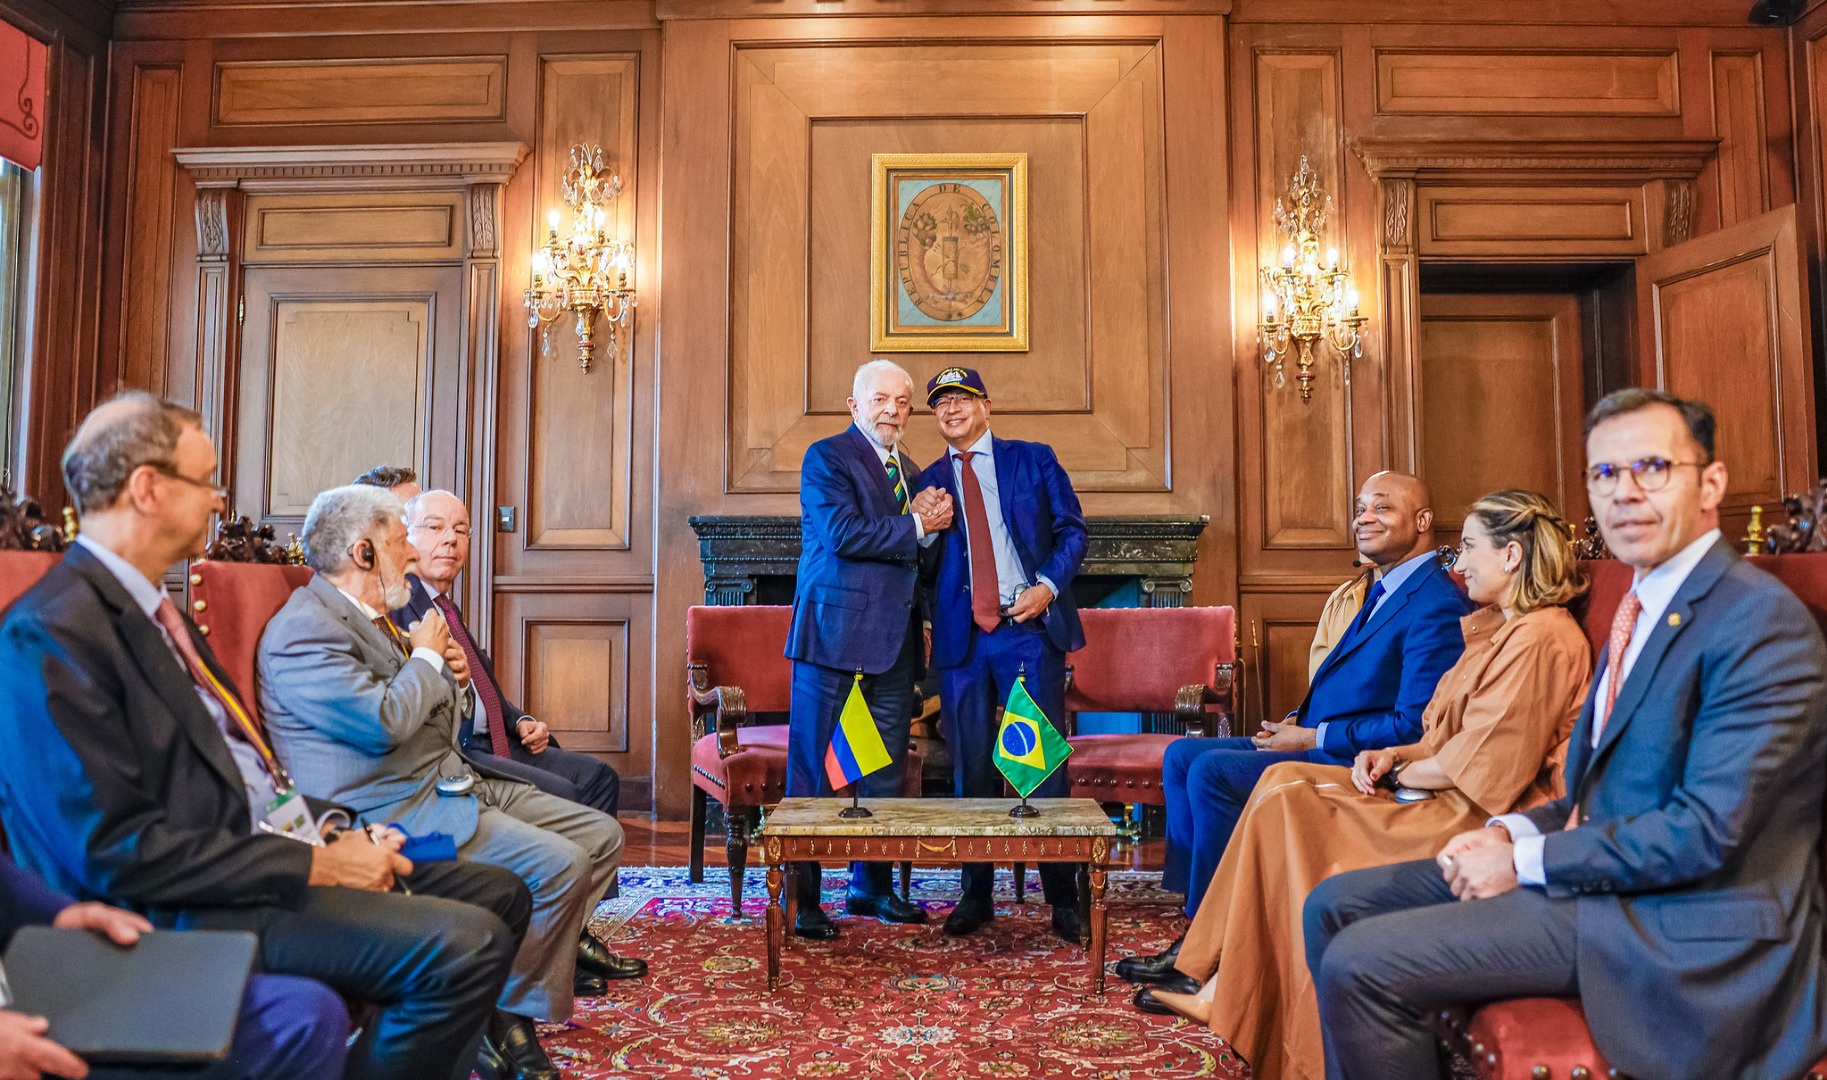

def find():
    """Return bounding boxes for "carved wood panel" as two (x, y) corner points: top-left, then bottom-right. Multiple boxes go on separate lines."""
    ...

(118, 64), (182, 399)
(727, 41), (1168, 492)
(1374, 50), (1680, 117)
(234, 265), (463, 528)
(214, 57), (508, 127)
(1416, 293), (1588, 530)
(243, 192), (465, 263)
(493, 590), (649, 761)
(1417, 186), (1648, 257)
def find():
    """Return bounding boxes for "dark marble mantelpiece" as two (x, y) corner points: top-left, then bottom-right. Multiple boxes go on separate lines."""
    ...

(688, 514), (1210, 607)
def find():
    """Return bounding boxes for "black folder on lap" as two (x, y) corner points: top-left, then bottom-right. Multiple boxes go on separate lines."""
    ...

(3, 927), (257, 1064)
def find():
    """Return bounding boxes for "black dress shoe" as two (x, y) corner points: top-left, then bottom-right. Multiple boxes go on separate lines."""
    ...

(845, 888), (928, 924)
(942, 897), (994, 937)
(573, 970), (608, 998)
(577, 933), (648, 980)
(482, 1014), (560, 1080)
(1050, 904), (1083, 944)
(794, 905), (841, 940)
(1133, 986), (1182, 1016)
(1113, 932), (1185, 986)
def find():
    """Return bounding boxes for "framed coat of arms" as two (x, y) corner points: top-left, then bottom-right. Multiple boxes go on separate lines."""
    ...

(869, 153), (1029, 353)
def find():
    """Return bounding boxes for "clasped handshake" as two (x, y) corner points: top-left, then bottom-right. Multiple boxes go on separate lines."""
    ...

(909, 486), (954, 534)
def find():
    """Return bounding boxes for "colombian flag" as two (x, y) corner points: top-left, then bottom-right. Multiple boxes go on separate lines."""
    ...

(994, 676), (1073, 798)
(825, 675), (894, 789)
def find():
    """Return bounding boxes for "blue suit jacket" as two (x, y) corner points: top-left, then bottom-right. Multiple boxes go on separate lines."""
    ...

(785, 425), (926, 674)
(1300, 556), (1475, 760)
(1518, 541), (1827, 1080)
(917, 436), (1087, 667)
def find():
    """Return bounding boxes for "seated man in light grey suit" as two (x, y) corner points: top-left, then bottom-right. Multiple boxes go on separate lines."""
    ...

(258, 485), (647, 1080)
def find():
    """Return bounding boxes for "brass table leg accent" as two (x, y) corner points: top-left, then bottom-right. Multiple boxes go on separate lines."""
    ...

(766, 860), (784, 991)
(1089, 851), (1109, 995)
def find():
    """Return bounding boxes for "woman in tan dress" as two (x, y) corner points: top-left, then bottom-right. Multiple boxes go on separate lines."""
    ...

(1147, 489), (1594, 1080)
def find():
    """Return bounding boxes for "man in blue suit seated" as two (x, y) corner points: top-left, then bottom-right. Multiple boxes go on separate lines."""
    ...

(785, 359), (953, 939)
(1306, 390), (1827, 1080)
(917, 367), (1087, 942)
(0, 855), (350, 1080)
(1118, 470), (1474, 1002)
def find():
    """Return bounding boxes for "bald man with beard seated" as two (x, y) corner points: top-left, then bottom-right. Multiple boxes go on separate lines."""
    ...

(1115, 472), (1477, 1004)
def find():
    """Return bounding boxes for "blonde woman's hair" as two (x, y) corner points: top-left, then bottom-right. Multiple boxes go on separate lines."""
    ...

(1465, 489), (1586, 614)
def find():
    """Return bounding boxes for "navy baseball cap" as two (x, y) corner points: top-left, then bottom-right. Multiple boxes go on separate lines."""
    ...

(926, 366), (988, 406)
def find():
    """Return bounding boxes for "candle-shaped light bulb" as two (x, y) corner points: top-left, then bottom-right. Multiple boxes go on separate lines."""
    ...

(547, 209), (562, 232)
(1326, 247), (1338, 269)
(1263, 293), (1276, 317)
(1281, 243), (1296, 267)
(1345, 286), (1359, 313)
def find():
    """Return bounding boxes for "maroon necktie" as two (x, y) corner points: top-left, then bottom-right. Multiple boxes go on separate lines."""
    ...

(432, 593), (512, 758)
(955, 451), (1001, 634)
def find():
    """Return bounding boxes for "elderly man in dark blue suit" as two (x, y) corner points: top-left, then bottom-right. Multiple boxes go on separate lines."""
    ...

(785, 359), (953, 939)
(1119, 471), (1473, 1003)
(917, 367), (1087, 941)
(1305, 389), (1827, 1080)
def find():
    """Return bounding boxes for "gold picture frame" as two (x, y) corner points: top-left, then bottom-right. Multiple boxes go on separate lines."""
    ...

(869, 152), (1029, 353)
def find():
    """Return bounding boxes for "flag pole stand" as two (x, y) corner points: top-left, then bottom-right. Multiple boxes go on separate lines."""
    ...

(839, 788), (873, 819)
(1009, 795), (1039, 819)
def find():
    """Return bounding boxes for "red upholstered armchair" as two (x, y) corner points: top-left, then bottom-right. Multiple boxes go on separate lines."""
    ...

(188, 560), (315, 727)
(0, 551), (59, 613)
(686, 605), (921, 909)
(1062, 606), (1237, 806)
(1436, 552), (1827, 1079)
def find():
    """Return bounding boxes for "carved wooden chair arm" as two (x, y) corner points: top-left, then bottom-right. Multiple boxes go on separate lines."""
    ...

(687, 662), (749, 758)
(1175, 661), (1236, 739)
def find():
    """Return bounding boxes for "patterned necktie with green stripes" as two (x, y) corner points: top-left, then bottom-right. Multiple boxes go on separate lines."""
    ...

(884, 454), (910, 513)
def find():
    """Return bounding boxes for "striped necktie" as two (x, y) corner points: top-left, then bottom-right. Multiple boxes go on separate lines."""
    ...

(884, 454), (910, 512)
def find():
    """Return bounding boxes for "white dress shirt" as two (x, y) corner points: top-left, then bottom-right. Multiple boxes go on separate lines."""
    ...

(947, 431), (1056, 604)
(1495, 528), (1722, 885)
(853, 422), (925, 540)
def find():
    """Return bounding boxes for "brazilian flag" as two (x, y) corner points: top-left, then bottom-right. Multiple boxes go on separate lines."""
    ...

(994, 677), (1073, 798)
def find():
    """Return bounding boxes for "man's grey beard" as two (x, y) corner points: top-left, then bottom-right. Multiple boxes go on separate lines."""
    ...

(856, 415), (900, 451)
(378, 566), (414, 611)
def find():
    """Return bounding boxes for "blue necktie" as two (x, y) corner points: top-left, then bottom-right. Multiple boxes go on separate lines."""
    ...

(1332, 578), (1386, 656)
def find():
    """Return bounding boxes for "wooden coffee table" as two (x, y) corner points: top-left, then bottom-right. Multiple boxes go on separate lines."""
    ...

(759, 796), (1118, 994)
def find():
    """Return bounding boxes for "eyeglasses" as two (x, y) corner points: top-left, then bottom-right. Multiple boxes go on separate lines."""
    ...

(149, 464), (228, 501)
(1584, 457), (1705, 497)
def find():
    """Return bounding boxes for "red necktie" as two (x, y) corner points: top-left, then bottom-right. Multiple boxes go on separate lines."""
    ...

(1567, 590), (1642, 830)
(955, 451), (1001, 634)
(153, 598), (292, 790)
(432, 593), (513, 758)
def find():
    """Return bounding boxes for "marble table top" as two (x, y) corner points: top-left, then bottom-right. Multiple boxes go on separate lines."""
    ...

(761, 797), (1117, 837)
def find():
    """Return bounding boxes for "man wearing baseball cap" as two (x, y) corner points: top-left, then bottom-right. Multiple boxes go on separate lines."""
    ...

(919, 367), (1088, 940)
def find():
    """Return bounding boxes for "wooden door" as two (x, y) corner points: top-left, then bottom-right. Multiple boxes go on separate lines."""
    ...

(1636, 204), (1816, 535)
(1416, 293), (1590, 531)
(233, 264), (465, 533)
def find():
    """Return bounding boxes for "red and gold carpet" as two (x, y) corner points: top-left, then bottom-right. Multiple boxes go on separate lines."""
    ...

(552, 867), (1247, 1079)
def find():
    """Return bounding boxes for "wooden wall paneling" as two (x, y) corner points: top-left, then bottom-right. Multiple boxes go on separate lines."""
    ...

(242, 192), (467, 263)
(215, 57), (509, 127)
(1415, 185), (1649, 257)
(113, 1), (661, 42)
(1236, 589), (1333, 729)
(1709, 50), (1771, 231)
(1415, 293), (1587, 530)
(1798, 9), (1827, 471)
(1374, 50), (1681, 118)
(1636, 203), (1815, 530)
(106, 61), (184, 399)
(726, 40), (1172, 493)
(1249, 48), (1354, 556)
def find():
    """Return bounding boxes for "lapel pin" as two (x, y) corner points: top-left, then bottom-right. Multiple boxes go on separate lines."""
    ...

(1667, 613), (1681, 627)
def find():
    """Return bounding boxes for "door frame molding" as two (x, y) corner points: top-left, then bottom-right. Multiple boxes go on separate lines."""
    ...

(174, 142), (527, 631)
(1352, 137), (1716, 473)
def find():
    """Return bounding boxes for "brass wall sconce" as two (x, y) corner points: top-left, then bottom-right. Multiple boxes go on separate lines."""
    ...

(1259, 156), (1365, 402)
(525, 144), (636, 374)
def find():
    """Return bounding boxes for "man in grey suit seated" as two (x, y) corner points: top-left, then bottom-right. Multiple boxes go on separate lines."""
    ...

(258, 484), (647, 1080)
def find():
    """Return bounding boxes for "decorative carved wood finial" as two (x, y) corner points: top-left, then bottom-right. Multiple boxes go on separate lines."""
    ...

(0, 486), (70, 552)
(62, 506), (77, 540)
(1764, 481), (1827, 554)
(1573, 517), (1613, 561)
(205, 515), (305, 564)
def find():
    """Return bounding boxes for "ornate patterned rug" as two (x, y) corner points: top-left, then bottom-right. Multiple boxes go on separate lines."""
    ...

(548, 866), (1248, 1079)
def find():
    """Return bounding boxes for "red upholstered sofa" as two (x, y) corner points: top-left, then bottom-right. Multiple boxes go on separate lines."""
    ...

(0, 550), (59, 612)
(188, 560), (315, 728)
(1063, 605), (1237, 805)
(1437, 552), (1827, 1079)
(685, 605), (921, 909)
